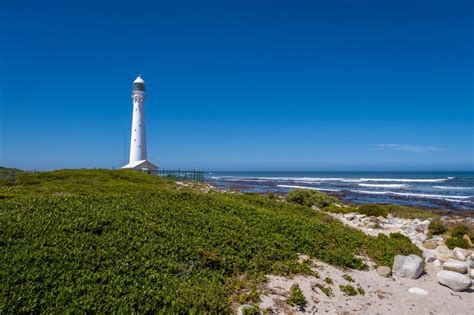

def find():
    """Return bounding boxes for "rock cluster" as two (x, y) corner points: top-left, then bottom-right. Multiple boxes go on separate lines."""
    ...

(333, 212), (429, 246)
(330, 211), (474, 292)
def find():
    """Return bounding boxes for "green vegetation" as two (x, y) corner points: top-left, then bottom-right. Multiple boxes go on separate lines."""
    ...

(443, 224), (473, 249)
(287, 284), (306, 309)
(323, 202), (438, 220)
(312, 282), (333, 297)
(450, 224), (469, 238)
(342, 274), (354, 282)
(0, 166), (23, 180)
(324, 277), (333, 285)
(445, 237), (469, 249)
(287, 189), (339, 208)
(1, 170), (421, 313)
(428, 219), (447, 236)
(339, 284), (358, 296)
(241, 305), (261, 315)
(356, 286), (365, 295)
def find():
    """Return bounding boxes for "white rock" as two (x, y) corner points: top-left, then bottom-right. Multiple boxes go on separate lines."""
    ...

(415, 220), (430, 233)
(437, 270), (472, 292)
(408, 287), (429, 295)
(452, 247), (468, 261)
(467, 255), (474, 268)
(436, 253), (454, 262)
(422, 249), (438, 263)
(345, 213), (356, 220)
(442, 259), (468, 274)
(436, 245), (451, 254)
(392, 254), (424, 279)
(470, 269), (474, 280)
(433, 259), (441, 267)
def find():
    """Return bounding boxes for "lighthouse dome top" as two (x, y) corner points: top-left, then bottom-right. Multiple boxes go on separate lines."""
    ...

(133, 75), (145, 92)
(133, 75), (145, 84)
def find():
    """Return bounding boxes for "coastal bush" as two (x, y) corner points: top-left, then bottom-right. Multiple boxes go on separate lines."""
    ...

(445, 237), (470, 250)
(312, 282), (333, 297)
(287, 284), (306, 309)
(339, 284), (358, 296)
(342, 274), (354, 282)
(287, 189), (339, 208)
(357, 204), (394, 217)
(428, 219), (447, 236)
(0, 170), (421, 313)
(321, 204), (356, 214)
(450, 224), (469, 238)
(363, 233), (421, 267)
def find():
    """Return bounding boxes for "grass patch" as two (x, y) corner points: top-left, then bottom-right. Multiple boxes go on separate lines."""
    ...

(287, 284), (306, 309)
(339, 284), (358, 296)
(445, 237), (470, 249)
(1, 169), (421, 312)
(342, 274), (354, 282)
(312, 282), (333, 297)
(428, 219), (447, 236)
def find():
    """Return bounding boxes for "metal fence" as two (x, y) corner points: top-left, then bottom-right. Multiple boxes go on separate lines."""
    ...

(157, 169), (205, 182)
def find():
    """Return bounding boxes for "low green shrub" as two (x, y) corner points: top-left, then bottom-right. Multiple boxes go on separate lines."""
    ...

(339, 284), (358, 296)
(428, 219), (447, 236)
(287, 284), (306, 309)
(342, 274), (354, 282)
(287, 189), (339, 208)
(322, 204), (356, 214)
(356, 286), (365, 295)
(364, 233), (421, 267)
(0, 169), (422, 313)
(445, 237), (470, 249)
(357, 204), (390, 217)
(312, 282), (333, 297)
(324, 277), (333, 285)
(450, 224), (469, 238)
(242, 305), (261, 315)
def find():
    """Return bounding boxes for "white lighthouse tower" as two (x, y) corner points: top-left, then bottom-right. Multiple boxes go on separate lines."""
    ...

(122, 75), (158, 172)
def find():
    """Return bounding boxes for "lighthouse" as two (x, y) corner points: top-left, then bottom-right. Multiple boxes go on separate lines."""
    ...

(122, 75), (158, 172)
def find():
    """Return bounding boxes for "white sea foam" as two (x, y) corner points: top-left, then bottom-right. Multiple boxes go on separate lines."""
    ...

(433, 186), (474, 190)
(350, 190), (471, 200)
(359, 178), (451, 183)
(358, 183), (407, 189)
(277, 185), (340, 192)
(444, 199), (474, 204)
(212, 176), (453, 183)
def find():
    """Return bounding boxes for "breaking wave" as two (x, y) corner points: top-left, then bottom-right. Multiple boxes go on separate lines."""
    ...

(433, 186), (474, 190)
(350, 190), (471, 201)
(358, 183), (407, 188)
(277, 185), (340, 192)
(212, 176), (453, 183)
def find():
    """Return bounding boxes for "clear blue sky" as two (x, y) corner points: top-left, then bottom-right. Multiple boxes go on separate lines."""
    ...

(0, 0), (472, 171)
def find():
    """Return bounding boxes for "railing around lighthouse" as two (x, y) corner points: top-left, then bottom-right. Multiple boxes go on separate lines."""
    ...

(157, 169), (205, 182)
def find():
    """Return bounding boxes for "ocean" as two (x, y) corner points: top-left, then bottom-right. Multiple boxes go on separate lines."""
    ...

(206, 171), (474, 212)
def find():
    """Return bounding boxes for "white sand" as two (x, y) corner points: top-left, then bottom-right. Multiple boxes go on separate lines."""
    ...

(259, 259), (473, 314)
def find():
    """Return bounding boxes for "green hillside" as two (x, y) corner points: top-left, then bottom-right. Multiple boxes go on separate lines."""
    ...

(0, 170), (419, 313)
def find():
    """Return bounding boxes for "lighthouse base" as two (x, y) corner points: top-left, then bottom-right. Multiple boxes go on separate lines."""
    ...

(122, 160), (158, 172)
